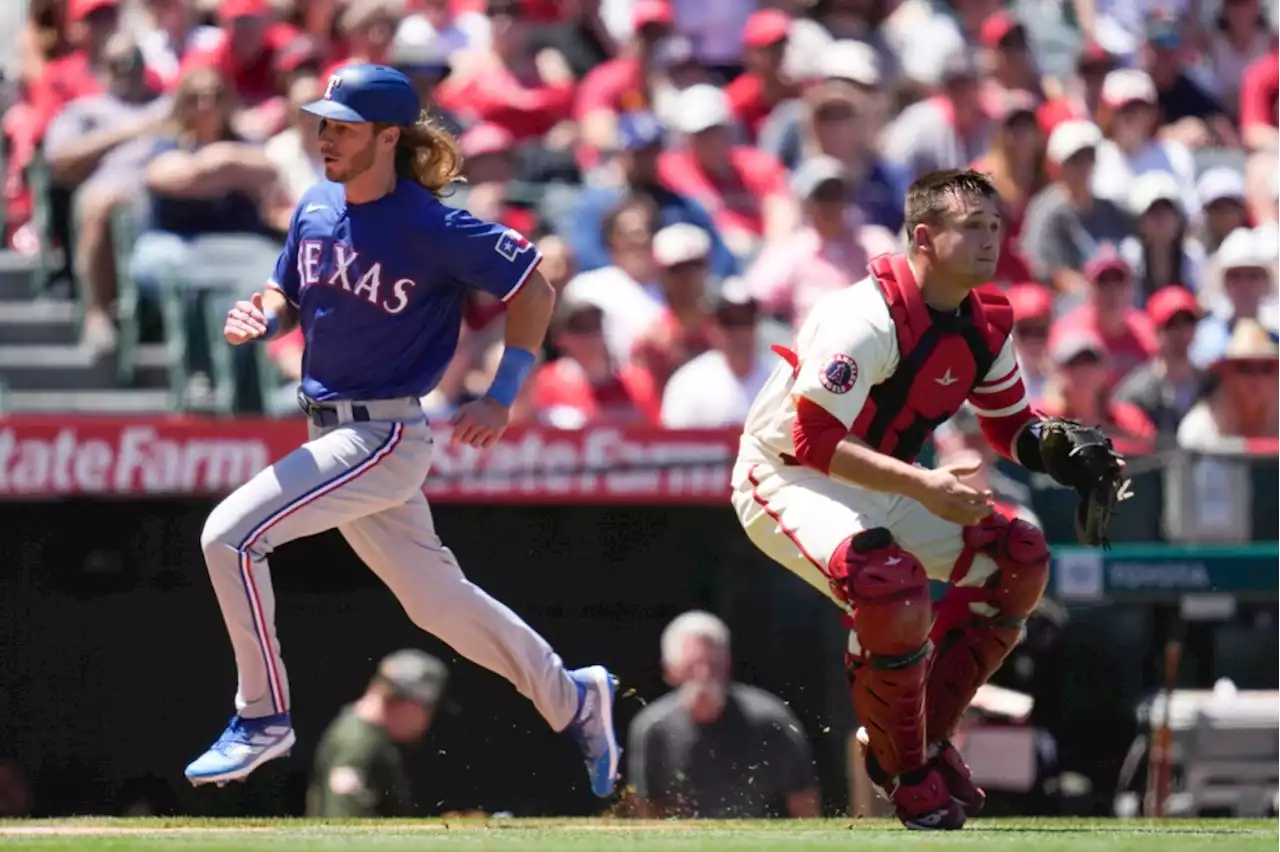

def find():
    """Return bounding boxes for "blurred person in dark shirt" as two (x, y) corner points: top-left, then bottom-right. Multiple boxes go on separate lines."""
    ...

(562, 110), (737, 278)
(627, 611), (818, 819)
(1020, 119), (1133, 297)
(1140, 9), (1237, 150)
(529, 291), (659, 427)
(1051, 250), (1158, 383)
(882, 50), (992, 179)
(1119, 170), (1206, 301)
(1038, 333), (1157, 456)
(1195, 168), (1251, 254)
(630, 222), (716, 394)
(1005, 282), (1054, 400)
(44, 32), (171, 350)
(1114, 285), (1207, 444)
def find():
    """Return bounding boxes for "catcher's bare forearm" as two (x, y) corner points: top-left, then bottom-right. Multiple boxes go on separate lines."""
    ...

(828, 436), (931, 499)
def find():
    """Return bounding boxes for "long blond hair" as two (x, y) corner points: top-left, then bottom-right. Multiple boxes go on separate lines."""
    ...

(384, 111), (463, 196)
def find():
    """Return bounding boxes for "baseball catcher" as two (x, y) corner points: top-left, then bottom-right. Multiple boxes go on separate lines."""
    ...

(730, 169), (1129, 830)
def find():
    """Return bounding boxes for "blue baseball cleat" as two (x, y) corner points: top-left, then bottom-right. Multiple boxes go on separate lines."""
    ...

(566, 666), (621, 797)
(185, 713), (296, 787)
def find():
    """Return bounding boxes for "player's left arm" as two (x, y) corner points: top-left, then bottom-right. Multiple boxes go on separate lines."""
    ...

(967, 336), (1044, 471)
(440, 210), (553, 448)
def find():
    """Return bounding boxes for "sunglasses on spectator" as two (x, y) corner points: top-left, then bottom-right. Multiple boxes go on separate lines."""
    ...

(1015, 321), (1050, 339)
(715, 307), (758, 327)
(812, 183), (848, 204)
(182, 86), (227, 107)
(1064, 352), (1104, 368)
(1161, 312), (1199, 329)
(1095, 270), (1129, 287)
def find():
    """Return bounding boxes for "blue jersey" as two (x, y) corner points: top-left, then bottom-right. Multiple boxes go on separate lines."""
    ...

(267, 179), (541, 401)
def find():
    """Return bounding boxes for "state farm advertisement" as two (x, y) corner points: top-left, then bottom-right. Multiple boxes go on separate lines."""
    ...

(0, 416), (739, 503)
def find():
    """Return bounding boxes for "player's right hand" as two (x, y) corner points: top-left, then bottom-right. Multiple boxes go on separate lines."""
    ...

(225, 292), (269, 345)
(914, 462), (994, 526)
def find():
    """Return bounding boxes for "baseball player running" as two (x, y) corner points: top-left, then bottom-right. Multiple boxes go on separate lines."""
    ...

(184, 65), (620, 798)
(730, 170), (1126, 830)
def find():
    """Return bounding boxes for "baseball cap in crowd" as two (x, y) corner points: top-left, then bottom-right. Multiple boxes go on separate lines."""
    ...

(1051, 332), (1108, 367)
(980, 10), (1026, 49)
(654, 35), (697, 71)
(1046, 119), (1103, 165)
(633, 0), (674, 30)
(898, 16), (965, 86)
(819, 40), (881, 88)
(303, 64), (421, 125)
(672, 84), (731, 135)
(617, 111), (665, 151)
(1084, 247), (1131, 283)
(459, 122), (513, 159)
(1146, 285), (1204, 328)
(653, 223), (712, 267)
(1128, 171), (1183, 217)
(712, 276), (759, 324)
(743, 9), (791, 48)
(218, 0), (268, 23)
(375, 649), (448, 707)
(1196, 167), (1247, 209)
(1101, 68), (1157, 108)
(792, 156), (849, 199)
(985, 88), (1039, 122)
(1144, 8), (1183, 50)
(275, 35), (324, 74)
(392, 14), (452, 75)
(1006, 282), (1054, 323)
(1214, 227), (1274, 272)
(69, 0), (118, 21)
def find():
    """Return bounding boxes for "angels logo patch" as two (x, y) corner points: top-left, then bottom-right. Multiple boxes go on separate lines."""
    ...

(820, 354), (858, 394)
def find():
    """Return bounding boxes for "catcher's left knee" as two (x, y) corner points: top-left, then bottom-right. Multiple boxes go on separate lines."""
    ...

(950, 514), (1049, 621)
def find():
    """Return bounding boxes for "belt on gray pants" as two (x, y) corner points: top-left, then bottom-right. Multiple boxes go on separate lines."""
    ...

(298, 391), (424, 427)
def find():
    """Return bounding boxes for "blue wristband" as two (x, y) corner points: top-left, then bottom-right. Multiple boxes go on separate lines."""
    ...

(485, 347), (537, 407)
(262, 309), (279, 341)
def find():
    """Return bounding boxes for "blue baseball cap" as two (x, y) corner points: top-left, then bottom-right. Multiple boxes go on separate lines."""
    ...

(617, 111), (664, 151)
(304, 64), (421, 126)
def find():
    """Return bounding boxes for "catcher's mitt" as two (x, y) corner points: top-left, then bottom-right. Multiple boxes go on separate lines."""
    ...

(1037, 416), (1133, 549)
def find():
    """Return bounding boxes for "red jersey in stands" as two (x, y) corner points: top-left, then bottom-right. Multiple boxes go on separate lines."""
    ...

(530, 359), (660, 425)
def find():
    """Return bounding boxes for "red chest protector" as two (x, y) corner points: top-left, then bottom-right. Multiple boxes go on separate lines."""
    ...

(852, 255), (1013, 463)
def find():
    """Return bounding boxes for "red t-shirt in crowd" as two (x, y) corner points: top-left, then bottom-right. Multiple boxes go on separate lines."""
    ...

(1239, 48), (1279, 132)
(629, 310), (715, 393)
(434, 62), (573, 141)
(530, 359), (660, 424)
(724, 72), (797, 139)
(657, 147), (789, 237)
(1050, 304), (1158, 383)
(179, 23), (299, 104)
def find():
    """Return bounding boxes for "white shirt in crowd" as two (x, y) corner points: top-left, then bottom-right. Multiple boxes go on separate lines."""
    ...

(560, 266), (664, 364)
(1092, 138), (1201, 221)
(661, 349), (773, 428)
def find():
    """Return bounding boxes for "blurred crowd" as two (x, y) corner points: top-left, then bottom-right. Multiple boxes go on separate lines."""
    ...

(1, 0), (1277, 457)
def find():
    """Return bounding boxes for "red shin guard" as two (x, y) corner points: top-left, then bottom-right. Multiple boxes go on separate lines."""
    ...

(926, 515), (1049, 742)
(831, 528), (933, 778)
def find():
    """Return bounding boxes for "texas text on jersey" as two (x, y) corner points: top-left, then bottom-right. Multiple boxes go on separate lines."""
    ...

(739, 254), (1035, 472)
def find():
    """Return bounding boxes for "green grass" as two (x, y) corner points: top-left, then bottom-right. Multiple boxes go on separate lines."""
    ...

(0, 818), (1274, 851)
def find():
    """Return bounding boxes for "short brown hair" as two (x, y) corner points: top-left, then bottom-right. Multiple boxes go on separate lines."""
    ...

(904, 169), (999, 239)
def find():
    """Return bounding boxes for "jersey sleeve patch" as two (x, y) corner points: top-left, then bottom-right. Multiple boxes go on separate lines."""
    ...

(819, 354), (858, 394)
(495, 228), (534, 262)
